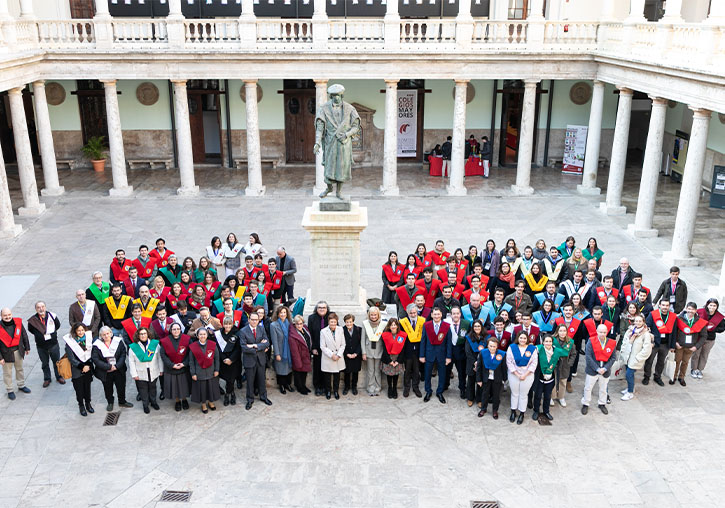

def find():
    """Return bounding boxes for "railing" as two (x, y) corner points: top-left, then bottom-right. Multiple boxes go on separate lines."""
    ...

(400, 20), (456, 45)
(14, 21), (38, 45)
(185, 20), (240, 44)
(112, 20), (168, 45)
(543, 21), (598, 49)
(36, 20), (94, 48)
(472, 21), (528, 46)
(328, 18), (384, 45)
(256, 19), (312, 46)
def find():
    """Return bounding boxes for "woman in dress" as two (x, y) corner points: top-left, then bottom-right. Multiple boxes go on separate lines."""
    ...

(242, 232), (268, 258)
(189, 327), (220, 413)
(380, 318), (406, 399)
(506, 331), (538, 425)
(482, 239), (500, 292)
(158, 322), (191, 412)
(206, 236), (226, 275)
(128, 326), (162, 414)
(464, 319), (487, 408)
(92, 326), (133, 412)
(342, 314), (362, 395)
(195, 256), (217, 283)
(289, 315), (313, 394)
(381, 251), (404, 304)
(691, 298), (725, 378)
(270, 306), (294, 394)
(64, 323), (95, 416)
(320, 312), (346, 400)
(582, 237), (604, 269)
(619, 314), (653, 401)
(215, 317), (241, 406)
(223, 232), (243, 279)
(552, 323), (575, 407)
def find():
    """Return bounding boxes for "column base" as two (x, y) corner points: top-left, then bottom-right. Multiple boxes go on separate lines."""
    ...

(662, 251), (700, 267)
(18, 204), (46, 217)
(0, 224), (23, 239)
(599, 202), (627, 215)
(626, 223), (658, 238)
(510, 185), (534, 196)
(447, 185), (467, 196)
(109, 186), (133, 197)
(245, 185), (266, 197)
(576, 184), (602, 196)
(380, 185), (400, 197)
(40, 186), (65, 197)
(177, 185), (200, 197)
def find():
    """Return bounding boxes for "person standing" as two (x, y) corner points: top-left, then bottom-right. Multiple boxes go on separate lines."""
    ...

(158, 322), (191, 412)
(653, 266), (688, 314)
(189, 328), (221, 413)
(672, 302), (708, 387)
(361, 306), (388, 397)
(0, 308), (31, 400)
(215, 317), (242, 406)
(581, 324), (616, 415)
(441, 136), (452, 178)
(239, 312), (272, 410)
(552, 323), (575, 407)
(464, 319), (486, 408)
(27, 301), (64, 387)
(400, 303), (425, 398)
(531, 335), (565, 421)
(289, 315), (313, 394)
(128, 327), (162, 414)
(619, 315), (653, 401)
(476, 337), (506, 419)
(270, 306), (294, 394)
(506, 331), (537, 425)
(380, 318), (406, 399)
(480, 136), (492, 178)
(342, 314), (362, 395)
(307, 301), (330, 396)
(320, 313), (346, 400)
(691, 298), (725, 379)
(444, 306), (469, 399)
(643, 300), (676, 386)
(420, 307), (452, 404)
(92, 326), (133, 411)
(63, 323), (94, 415)
(275, 247), (297, 303)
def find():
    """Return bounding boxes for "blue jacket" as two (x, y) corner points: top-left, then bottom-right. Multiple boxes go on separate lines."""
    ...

(420, 321), (452, 361)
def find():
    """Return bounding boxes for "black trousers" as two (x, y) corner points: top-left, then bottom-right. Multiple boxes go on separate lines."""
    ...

(245, 364), (267, 402)
(276, 372), (292, 387)
(644, 343), (670, 379)
(403, 358), (421, 389)
(481, 378), (502, 411)
(282, 282), (294, 303)
(72, 372), (93, 404)
(135, 378), (157, 407)
(312, 354), (323, 389)
(324, 372), (340, 393)
(466, 374), (481, 403)
(293, 371), (308, 392)
(102, 369), (128, 404)
(343, 370), (358, 389)
(533, 376), (555, 413)
(37, 344), (61, 381)
(444, 357), (466, 392)
(386, 374), (399, 390)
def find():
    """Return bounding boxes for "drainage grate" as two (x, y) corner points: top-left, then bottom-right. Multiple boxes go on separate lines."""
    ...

(160, 491), (192, 502)
(471, 502), (499, 508)
(103, 412), (120, 426)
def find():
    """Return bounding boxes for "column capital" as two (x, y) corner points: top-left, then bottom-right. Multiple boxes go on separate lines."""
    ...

(170, 79), (187, 85)
(524, 79), (540, 87)
(689, 107), (712, 119)
(32, 79), (46, 87)
(616, 86), (634, 95)
(649, 96), (668, 106)
(8, 86), (24, 95)
(99, 79), (117, 86)
(243, 79), (258, 85)
(384, 79), (399, 85)
(454, 79), (470, 86)
(592, 80), (605, 88)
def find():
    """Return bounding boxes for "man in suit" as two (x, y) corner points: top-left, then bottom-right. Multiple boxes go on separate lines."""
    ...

(69, 289), (102, 338)
(239, 312), (272, 410)
(275, 247), (297, 303)
(420, 307), (452, 403)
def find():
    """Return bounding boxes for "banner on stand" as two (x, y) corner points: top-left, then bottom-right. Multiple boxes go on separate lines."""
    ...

(562, 124), (588, 175)
(397, 90), (417, 157)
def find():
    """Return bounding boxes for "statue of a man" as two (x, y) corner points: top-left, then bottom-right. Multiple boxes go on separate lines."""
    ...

(313, 84), (361, 199)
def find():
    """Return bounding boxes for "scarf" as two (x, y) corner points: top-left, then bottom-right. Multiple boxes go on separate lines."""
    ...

(533, 247), (548, 260)
(498, 270), (515, 289)
(279, 319), (291, 366)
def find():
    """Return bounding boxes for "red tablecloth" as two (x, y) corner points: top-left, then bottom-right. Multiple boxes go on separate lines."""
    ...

(465, 156), (484, 176)
(429, 155), (442, 176)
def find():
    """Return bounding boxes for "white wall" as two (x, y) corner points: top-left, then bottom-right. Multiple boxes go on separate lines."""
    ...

(8, 0), (71, 19)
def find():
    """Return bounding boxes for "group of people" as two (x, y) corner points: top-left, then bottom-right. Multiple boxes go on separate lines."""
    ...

(429, 134), (493, 178)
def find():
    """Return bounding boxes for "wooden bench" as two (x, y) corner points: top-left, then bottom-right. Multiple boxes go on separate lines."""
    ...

(56, 159), (77, 170)
(127, 158), (173, 170)
(233, 157), (279, 170)
(548, 156), (607, 169)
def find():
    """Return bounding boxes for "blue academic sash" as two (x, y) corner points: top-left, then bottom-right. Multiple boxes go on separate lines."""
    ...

(483, 301), (512, 322)
(480, 349), (505, 370)
(466, 336), (486, 356)
(510, 344), (536, 367)
(533, 311), (561, 333)
(535, 292), (564, 310)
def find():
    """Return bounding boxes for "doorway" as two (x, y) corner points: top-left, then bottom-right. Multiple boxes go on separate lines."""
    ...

(76, 80), (108, 146)
(0, 87), (41, 164)
(186, 80), (222, 164)
(283, 80), (316, 164)
(497, 80), (543, 167)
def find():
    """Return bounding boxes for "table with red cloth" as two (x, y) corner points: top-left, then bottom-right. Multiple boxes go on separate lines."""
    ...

(428, 155), (443, 176)
(465, 156), (484, 176)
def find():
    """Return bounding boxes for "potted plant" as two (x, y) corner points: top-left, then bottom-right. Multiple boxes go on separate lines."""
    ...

(82, 136), (107, 172)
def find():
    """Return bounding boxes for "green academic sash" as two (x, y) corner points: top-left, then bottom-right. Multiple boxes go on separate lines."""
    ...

(537, 344), (562, 376)
(129, 339), (159, 362)
(88, 282), (110, 303)
(159, 267), (182, 285)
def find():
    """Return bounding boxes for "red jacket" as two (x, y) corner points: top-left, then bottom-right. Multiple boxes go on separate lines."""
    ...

(289, 325), (312, 372)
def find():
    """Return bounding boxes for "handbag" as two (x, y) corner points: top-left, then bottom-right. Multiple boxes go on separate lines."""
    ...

(610, 351), (626, 381)
(56, 354), (72, 380)
(664, 351), (677, 382)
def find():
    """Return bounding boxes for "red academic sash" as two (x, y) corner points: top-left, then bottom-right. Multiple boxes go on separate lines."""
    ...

(132, 257), (156, 278)
(449, 283), (465, 302)
(583, 318), (613, 337)
(382, 263), (405, 284)
(436, 268), (465, 285)
(416, 279), (442, 308)
(152, 318), (175, 339)
(0, 318), (22, 348)
(424, 321), (450, 346)
(121, 317), (151, 341)
(402, 265), (422, 281)
(623, 284), (650, 303)
(698, 308), (724, 332)
(554, 317), (581, 338)
(455, 259), (469, 271)
(427, 251), (451, 266)
(217, 311), (243, 328)
(650, 309), (676, 334)
(381, 331), (407, 356)
(160, 334), (191, 364)
(166, 293), (185, 311)
(591, 337), (617, 363)
(200, 283), (219, 299)
(466, 273), (491, 289)
(596, 287), (619, 305)
(676, 316), (708, 334)
(150, 287), (170, 302)
(190, 340), (215, 369)
(110, 259), (133, 281)
(269, 270), (284, 290)
(416, 254), (432, 268)
(123, 279), (139, 299)
(462, 288), (490, 304)
(243, 267), (260, 284)
(187, 293), (211, 311)
(149, 248), (174, 268)
(259, 282), (273, 296)
(395, 285), (424, 310)
(513, 325), (540, 343)
(487, 330), (512, 350)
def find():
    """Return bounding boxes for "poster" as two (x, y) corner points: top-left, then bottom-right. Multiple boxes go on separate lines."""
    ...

(562, 125), (588, 174)
(397, 90), (417, 157)
(671, 130), (689, 176)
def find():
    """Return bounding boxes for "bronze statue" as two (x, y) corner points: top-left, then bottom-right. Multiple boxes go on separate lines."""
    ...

(313, 84), (361, 200)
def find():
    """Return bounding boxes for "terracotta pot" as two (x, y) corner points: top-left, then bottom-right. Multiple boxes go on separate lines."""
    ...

(91, 159), (106, 172)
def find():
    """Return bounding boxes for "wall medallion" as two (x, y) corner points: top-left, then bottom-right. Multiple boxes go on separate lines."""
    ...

(136, 82), (159, 106)
(569, 82), (592, 105)
(45, 82), (65, 106)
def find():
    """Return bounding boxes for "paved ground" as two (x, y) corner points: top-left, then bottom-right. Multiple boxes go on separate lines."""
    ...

(0, 163), (723, 508)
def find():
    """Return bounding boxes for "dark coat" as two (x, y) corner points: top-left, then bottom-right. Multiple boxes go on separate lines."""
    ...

(343, 325), (363, 372)
(91, 338), (128, 382)
(68, 301), (102, 337)
(307, 312), (329, 353)
(475, 351), (506, 384)
(441, 140), (452, 160)
(611, 266), (636, 290)
(0, 319), (30, 362)
(26, 312), (61, 350)
(239, 324), (269, 368)
(217, 329), (242, 381)
(64, 336), (94, 379)
(652, 278), (688, 314)
(289, 325), (312, 372)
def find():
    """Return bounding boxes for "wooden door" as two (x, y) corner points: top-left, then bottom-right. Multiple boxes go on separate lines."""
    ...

(284, 91), (316, 163)
(77, 93), (108, 145)
(187, 92), (205, 163)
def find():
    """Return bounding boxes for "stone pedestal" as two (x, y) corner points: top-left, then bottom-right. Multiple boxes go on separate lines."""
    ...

(301, 201), (368, 318)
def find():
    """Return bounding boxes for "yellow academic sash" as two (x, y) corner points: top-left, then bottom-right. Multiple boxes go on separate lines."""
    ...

(543, 258), (564, 279)
(524, 273), (549, 293)
(105, 295), (131, 320)
(134, 297), (160, 319)
(400, 317), (424, 343)
(234, 285), (247, 300)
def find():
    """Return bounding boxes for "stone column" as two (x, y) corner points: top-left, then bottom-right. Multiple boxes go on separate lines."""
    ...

(244, 80), (265, 196)
(384, 0), (400, 50)
(19, 0), (34, 18)
(0, 147), (22, 238)
(101, 80), (133, 197)
(0, 0), (18, 46)
(663, 108), (711, 266)
(626, 0), (646, 22)
(171, 80), (199, 196)
(94, 0), (110, 16)
(628, 97), (667, 238)
(578, 80), (605, 195)
(311, 0), (329, 49)
(93, 0), (113, 49)
(239, 0), (257, 46)
(166, 0), (185, 49)
(660, 0), (683, 23)
(8, 87), (45, 216)
(32, 81), (64, 197)
(381, 79), (400, 197)
(455, 0), (473, 49)
(600, 0), (617, 21)
(448, 79), (468, 196)
(313, 79), (328, 195)
(512, 79), (539, 195)
(600, 87), (633, 215)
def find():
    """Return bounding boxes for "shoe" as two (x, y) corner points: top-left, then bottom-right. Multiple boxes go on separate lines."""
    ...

(621, 388), (629, 395)
(607, 395), (611, 404)
(182, 399), (189, 410)
(558, 398), (566, 407)
(19, 386), (31, 394)
(598, 404), (608, 415)
(478, 409), (486, 418)
(477, 402), (482, 408)
(544, 412), (554, 421)
(325, 391), (332, 400)
(143, 405), (150, 414)
(279, 385), (286, 395)
(642, 377), (650, 385)
(679, 378), (686, 387)
(201, 405), (208, 414)
(387, 387), (393, 399)
(43, 380), (51, 388)
(532, 411), (539, 420)
(334, 392), (340, 400)
(581, 405), (588, 415)
(106, 403), (114, 412)
(690, 370), (698, 379)
(697, 371), (704, 379)
(287, 385), (295, 393)
(424, 392), (432, 402)
(299, 388), (309, 396)
(566, 381), (573, 393)
(159, 392), (165, 401)
(120, 402), (133, 408)
(208, 403), (216, 411)
(343, 388), (349, 396)
(245, 401), (253, 410)
(460, 389), (466, 400)
(352, 388), (358, 395)
(516, 412), (524, 425)
(236, 379), (243, 389)
(57, 378), (66, 384)
(437, 394), (446, 404)
(85, 402), (94, 414)
(392, 389), (398, 399)
(315, 388), (322, 396)
(261, 397), (273, 406)
(509, 410), (516, 423)
(413, 387), (422, 398)
(403, 388), (410, 398)
(7, 392), (15, 400)
(230, 393), (237, 405)
(150, 402), (160, 410)
(668, 379), (675, 385)
(79, 403), (87, 416)
(223, 394), (229, 407)
(654, 377), (665, 387)
(467, 400), (473, 407)
(621, 392), (634, 401)
(493, 411), (498, 420)
(176, 401), (183, 411)
(550, 399), (555, 407)
(571, 372), (577, 377)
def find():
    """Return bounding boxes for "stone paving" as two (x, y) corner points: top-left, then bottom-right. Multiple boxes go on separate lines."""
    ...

(0, 163), (723, 508)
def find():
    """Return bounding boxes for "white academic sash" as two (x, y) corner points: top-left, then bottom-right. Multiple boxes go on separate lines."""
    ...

(578, 282), (593, 298)
(81, 301), (95, 326)
(214, 330), (228, 351)
(170, 313), (184, 330)
(207, 246), (225, 265)
(363, 319), (387, 343)
(64, 332), (93, 363)
(93, 336), (122, 366)
(224, 243), (244, 259)
(43, 312), (57, 340)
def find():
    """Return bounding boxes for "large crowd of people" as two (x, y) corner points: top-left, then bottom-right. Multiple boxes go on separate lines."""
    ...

(1, 234), (723, 426)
